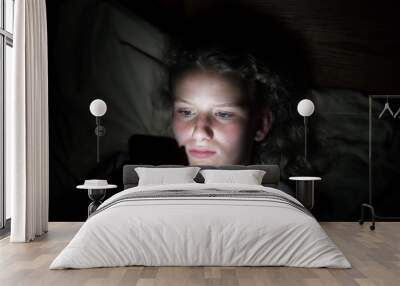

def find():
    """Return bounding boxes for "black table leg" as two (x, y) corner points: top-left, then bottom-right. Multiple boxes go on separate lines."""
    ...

(87, 189), (106, 217)
(296, 181), (314, 210)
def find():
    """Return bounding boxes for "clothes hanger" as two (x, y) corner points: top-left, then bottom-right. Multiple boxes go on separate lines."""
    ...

(378, 96), (394, 119)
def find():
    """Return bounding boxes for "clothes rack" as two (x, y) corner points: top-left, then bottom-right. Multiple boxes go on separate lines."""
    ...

(359, 94), (400, 230)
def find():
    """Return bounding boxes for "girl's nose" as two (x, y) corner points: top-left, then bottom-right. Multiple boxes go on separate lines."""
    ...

(192, 114), (213, 141)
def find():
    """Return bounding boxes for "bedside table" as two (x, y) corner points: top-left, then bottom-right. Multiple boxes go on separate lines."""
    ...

(77, 182), (117, 217)
(289, 176), (321, 210)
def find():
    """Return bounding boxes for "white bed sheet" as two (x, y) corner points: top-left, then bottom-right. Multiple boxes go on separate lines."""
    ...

(50, 183), (351, 269)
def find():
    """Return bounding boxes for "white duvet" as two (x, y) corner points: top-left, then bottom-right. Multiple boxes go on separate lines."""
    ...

(50, 183), (351, 269)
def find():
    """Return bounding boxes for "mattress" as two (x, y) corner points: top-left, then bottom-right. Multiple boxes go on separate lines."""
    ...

(50, 183), (351, 269)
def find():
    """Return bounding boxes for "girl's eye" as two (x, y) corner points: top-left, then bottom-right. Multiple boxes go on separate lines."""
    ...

(215, 111), (234, 120)
(176, 108), (195, 118)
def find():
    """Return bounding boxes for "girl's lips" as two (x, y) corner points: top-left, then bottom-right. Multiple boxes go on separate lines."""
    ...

(188, 148), (216, 159)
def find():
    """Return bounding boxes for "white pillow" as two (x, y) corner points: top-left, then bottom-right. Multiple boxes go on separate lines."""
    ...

(135, 167), (200, 186)
(200, 169), (266, 185)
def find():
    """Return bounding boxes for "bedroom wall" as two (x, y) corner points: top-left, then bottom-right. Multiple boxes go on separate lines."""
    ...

(46, 0), (400, 221)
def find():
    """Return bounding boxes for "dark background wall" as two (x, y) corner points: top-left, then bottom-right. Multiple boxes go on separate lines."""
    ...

(115, 0), (400, 93)
(46, 0), (400, 221)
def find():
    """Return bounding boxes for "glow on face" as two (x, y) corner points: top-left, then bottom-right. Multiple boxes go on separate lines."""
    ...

(172, 71), (254, 165)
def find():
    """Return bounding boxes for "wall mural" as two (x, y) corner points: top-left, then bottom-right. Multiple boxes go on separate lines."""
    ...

(47, 0), (400, 221)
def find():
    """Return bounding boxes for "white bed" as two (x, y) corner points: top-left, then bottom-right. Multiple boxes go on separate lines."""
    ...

(50, 182), (351, 269)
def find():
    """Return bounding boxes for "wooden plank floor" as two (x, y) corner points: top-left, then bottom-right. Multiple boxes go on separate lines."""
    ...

(1, 222), (399, 286)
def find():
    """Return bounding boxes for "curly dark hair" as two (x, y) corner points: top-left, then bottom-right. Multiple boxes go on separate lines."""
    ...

(162, 46), (307, 177)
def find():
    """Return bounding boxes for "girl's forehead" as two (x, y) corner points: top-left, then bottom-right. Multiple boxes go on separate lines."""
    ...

(174, 70), (249, 106)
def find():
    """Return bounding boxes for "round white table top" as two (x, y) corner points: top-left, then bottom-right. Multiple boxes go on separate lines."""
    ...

(289, 176), (322, 181)
(76, 184), (117, 190)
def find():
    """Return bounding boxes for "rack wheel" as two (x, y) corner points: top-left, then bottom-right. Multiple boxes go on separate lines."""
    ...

(370, 225), (375, 231)
(358, 220), (364, 225)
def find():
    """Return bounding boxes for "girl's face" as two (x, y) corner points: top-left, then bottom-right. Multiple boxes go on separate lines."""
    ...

(172, 71), (270, 165)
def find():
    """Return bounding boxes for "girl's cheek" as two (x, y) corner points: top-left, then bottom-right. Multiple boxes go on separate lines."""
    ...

(173, 119), (193, 145)
(214, 120), (246, 141)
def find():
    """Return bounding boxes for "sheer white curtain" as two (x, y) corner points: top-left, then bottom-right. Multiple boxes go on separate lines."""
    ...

(7, 0), (49, 242)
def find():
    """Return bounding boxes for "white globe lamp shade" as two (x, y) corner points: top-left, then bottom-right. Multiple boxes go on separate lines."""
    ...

(90, 99), (107, 117)
(297, 99), (315, 117)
